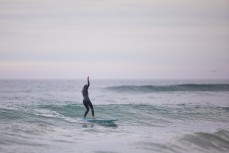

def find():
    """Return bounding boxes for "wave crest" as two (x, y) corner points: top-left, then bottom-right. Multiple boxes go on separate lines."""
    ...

(105, 84), (229, 92)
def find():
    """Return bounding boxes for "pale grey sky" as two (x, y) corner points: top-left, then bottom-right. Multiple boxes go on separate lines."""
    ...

(0, 0), (229, 79)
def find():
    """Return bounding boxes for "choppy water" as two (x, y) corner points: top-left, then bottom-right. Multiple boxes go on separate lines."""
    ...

(0, 79), (229, 153)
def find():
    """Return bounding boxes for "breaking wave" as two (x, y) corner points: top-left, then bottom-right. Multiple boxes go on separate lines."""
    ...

(105, 84), (229, 92)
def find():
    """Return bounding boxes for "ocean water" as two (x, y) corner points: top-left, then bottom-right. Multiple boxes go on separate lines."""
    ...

(0, 79), (229, 153)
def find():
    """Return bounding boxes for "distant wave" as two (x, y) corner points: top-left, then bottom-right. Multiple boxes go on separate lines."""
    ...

(105, 84), (229, 92)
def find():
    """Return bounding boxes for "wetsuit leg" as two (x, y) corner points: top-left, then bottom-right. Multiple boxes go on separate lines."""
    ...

(83, 101), (90, 118)
(88, 101), (94, 117)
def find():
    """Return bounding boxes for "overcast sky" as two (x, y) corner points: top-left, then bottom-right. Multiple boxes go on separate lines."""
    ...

(0, 0), (229, 79)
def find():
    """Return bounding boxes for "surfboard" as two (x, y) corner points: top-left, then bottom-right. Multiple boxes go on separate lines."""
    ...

(83, 117), (118, 123)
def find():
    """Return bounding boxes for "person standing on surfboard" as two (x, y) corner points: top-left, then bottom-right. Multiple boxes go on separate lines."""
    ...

(82, 76), (95, 119)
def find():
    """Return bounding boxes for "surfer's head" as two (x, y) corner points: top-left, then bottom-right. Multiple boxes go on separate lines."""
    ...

(83, 85), (87, 90)
(81, 85), (87, 92)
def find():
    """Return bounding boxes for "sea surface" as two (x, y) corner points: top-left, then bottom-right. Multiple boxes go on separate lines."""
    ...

(0, 79), (229, 153)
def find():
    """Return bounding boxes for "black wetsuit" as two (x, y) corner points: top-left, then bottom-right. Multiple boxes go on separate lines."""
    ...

(82, 79), (94, 118)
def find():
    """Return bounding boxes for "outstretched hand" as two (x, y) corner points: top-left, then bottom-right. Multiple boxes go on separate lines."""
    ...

(87, 76), (89, 80)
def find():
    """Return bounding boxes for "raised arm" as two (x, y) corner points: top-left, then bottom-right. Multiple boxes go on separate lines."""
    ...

(87, 76), (90, 88)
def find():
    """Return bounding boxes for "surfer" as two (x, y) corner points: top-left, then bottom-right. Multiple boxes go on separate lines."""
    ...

(82, 76), (95, 119)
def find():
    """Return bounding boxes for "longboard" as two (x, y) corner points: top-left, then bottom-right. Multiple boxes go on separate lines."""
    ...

(83, 117), (118, 123)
